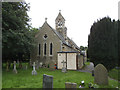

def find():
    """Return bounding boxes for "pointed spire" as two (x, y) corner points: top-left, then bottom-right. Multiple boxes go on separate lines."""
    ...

(55, 10), (65, 21)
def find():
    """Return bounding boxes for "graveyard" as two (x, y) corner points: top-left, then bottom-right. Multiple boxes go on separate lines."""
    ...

(2, 1), (120, 89)
(2, 62), (119, 88)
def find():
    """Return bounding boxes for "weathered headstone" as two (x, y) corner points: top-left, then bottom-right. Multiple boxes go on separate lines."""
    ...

(7, 60), (11, 69)
(23, 65), (28, 70)
(94, 64), (108, 85)
(36, 60), (39, 69)
(39, 62), (43, 68)
(65, 82), (77, 89)
(6, 61), (9, 71)
(19, 61), (22, 69)
(49, 61), (55, 71)
(61, 60), (67, 72)
(43, 74), (53, 88)
(32, 62), (37, 75)
(42, 64), (47, 68)
(13, 61), (17, 74)
(92, 70), (94, 76)
(17, 60), (19, 64)
(29, 59), (32, 66)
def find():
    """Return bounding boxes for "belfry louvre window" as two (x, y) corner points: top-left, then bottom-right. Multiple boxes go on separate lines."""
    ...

(44, 43), (47, 55)
(50, 43), (53, 55)
(38, 44), (40, 55)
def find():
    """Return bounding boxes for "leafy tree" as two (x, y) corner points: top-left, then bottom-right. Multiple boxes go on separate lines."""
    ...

(80, 46), (85, 50)
(118, 20), (120, 67)
(80, 46), (88, 51)
(88, 17), (118, 71)
(2, 2), (37, 62)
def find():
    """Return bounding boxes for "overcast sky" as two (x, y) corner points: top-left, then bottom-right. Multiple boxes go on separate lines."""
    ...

(25, 0), (119, 47)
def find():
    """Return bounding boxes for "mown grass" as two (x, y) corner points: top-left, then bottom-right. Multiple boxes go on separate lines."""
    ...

(108, 68), (120, 81)
(85, 62), (90, 65)
(2, 65), (119, 88)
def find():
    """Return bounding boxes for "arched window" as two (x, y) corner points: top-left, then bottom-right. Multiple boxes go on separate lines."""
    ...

(50, 43), (53, 55)
(38, 44), (40, 55)
(44, 43), (46, 55)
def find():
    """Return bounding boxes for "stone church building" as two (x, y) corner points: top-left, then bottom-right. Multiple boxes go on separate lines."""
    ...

(31, 11), (84, 69)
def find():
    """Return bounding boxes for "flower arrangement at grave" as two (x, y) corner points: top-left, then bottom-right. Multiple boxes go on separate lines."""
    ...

(79, 80), (85, 88)
(88, 82), (99, 88)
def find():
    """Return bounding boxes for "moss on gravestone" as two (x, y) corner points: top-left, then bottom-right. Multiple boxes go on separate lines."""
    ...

(94, 64), (108, 85)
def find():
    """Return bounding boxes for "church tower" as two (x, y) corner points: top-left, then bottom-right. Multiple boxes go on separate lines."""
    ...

(55, 10), (67, 40)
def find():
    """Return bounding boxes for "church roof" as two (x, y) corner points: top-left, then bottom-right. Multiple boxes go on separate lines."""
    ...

(41, 21), (67, 44)
(55, 11), (65, 21)
(43, 22), (80, 50)
(36, 18), (80, 51)
(67, 37), (80, 50)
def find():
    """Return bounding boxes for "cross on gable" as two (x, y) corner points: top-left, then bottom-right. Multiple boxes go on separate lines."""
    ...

(61, 60), (66, 67)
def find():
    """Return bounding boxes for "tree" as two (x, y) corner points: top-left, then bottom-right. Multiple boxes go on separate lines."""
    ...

(88, 17), (118, 71)
(80, 46), (85, 50)
(2, 2), (37, 62)
(80, 46), (88, 51)
(118, 20), (120, 68)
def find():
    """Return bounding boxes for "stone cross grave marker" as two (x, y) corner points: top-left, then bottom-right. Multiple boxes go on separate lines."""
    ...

(65, 82), (77, 89)
(13, 61), (17, 74)
(94, 64), (108, 85)
(43, 74), (53, 88)
(32, 62), (37, 75)
(61, 60), (67, 72)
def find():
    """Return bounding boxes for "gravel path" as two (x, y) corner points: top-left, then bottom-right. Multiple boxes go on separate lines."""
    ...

(78, 62), (120, 83)
(78, 62), (94, 73)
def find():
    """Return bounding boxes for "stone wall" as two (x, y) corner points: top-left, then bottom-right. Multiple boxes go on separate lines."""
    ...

(78, 55), (83, 69)
(31, 22), (62, 68)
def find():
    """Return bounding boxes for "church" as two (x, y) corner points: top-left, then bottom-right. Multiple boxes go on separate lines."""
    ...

(31, 11), (84, 70)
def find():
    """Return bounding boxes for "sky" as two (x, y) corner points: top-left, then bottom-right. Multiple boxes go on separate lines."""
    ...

(25, 0), (119, 47)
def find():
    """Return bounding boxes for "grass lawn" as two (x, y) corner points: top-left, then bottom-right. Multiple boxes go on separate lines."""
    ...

(108, 68), (120, 81)
(85, 62), (90, 65)
(2, 64), (119, 89)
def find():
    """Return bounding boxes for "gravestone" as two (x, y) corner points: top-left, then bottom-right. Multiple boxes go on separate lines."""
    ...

(23, 65), (28, 70)
(13, 61), (17, 74)
(65, 82), (77, 89)
(6, 61), (9, 71)
(43, 74), (53, 88)
(94, 64), (108, 85)
(25, 65), (28, 70)
(19, 61), (22, 69)
(36, 60), (39, 69)
(17, 60), (19, 64)
(92, 70), (94, 76)
(49, 61), (55, 71)
(39, 62), (43, 68)
(29, 60), (32, 66)
(32, 62), (37, 75)
(61, 60), (67, 72)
